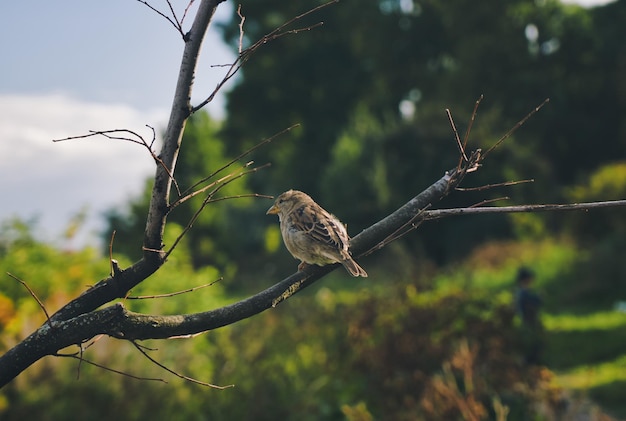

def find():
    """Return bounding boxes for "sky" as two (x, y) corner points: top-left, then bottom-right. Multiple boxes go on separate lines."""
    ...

(0, 0), (236, 247)
(0, 0), (617, 249)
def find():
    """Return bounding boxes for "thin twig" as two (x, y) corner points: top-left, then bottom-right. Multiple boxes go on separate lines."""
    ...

(135, 342), (159, 352)
(165, 168), (269, 258)
(146, 124), (157, 150)
(192, 1), (338, 112)
(468, 197), (509, 207)
(53, 128), (181, 197)
(447, 108), (468, 163)
(7, 272), (51, 326)
(463, 95), (483, 152)
(174, 163), (255, 208)
(173, 163), (271, 210)
(180, 124), (298, 198)
(131, 341), (233, 389)
(456, 179), (534, 192)
(203, 193), (274, 203)
(180, 0), (196, 28)
(458, 95), (483, 169)
(482, 98), (550, 159)
(261, 0), (338, 41)
(166, 0), (183, 33)
(126, 278), (223, 299)
(57, 352), (167, 383)
(136, 0), (185, 38)
(423, 199), (626, 220)
(360, 198), (626, 256)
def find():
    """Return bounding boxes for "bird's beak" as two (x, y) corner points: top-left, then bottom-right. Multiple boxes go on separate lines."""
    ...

(266, 204), (279, 215)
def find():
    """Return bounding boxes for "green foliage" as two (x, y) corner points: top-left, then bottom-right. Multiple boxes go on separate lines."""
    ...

(220, 0), (626, 200)
(563, 162), (626, 242)
(0, 219), (230, 420)
(212, 0), (626, 267)
(4, 217), (625, 419)
(104, 0), (626, 281)
(0, 218), (109, 320)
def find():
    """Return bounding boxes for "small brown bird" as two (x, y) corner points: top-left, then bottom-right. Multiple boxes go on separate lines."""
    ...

(266, 189), (368, 277)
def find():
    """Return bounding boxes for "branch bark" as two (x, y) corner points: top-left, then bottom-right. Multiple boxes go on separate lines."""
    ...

(0, 159), (468, 386)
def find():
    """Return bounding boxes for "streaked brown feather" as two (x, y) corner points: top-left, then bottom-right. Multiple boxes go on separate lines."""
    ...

(267, 190), (367, 277)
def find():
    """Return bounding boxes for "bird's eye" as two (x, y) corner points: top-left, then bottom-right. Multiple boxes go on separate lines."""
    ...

(278, 199), (284, 204)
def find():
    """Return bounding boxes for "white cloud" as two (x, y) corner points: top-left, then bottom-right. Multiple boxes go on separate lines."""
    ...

(0, 93), (168, 247)
(560, 0), (617, 6)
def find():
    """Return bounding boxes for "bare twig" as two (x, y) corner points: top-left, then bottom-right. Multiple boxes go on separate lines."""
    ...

(136, 0), (185, 38)
(57, 351), (167, 383)
(53, 128), (182, 196)
(203, 193), (274, 203)
(482, 98), (550, 159)
(456, 179), (534, 192)
(463, 95), (483, 152)
(131, 341), (233, 389)
(174, 162), (255, 208)
(165, 165), (271, 258)
(260, 0), (338, 42)
(458, 95), (483, 169)
(447, 108), (468, 163)
(146, 124), (157, 150)
(126, 278), (223, 299)
(166, 0), (182, 32)
(53, 128), (146, 146)
(180, 1), (196, 28)
(468, 197), (509, 207)
(173, 162), (271, 210)
(7, 272), (51, 326)
(192, 1), (338, 112)
(180, 124), (299, 199)
(359, 197), (626, 260)
(423, 199), (626, 220)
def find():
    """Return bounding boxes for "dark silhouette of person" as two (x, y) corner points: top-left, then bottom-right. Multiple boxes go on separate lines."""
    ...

(514, 267), (544, 365)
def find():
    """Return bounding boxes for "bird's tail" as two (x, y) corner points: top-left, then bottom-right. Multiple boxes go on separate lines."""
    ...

(342, 258), (368, 277)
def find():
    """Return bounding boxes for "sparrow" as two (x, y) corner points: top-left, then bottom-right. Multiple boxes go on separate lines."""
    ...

(266, 189), (368, 277)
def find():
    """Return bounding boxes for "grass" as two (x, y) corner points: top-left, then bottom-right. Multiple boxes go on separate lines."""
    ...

(554, 354), (626, 390)
(544, 311), (626, 332)
(434, 238), (626, 417)
(546, 312), (626, 417)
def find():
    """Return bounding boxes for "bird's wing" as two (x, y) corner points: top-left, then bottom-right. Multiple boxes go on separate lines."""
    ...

(291, 204), (349, 252)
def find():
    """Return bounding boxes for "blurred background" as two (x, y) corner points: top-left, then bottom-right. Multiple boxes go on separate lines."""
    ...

(1, 0), (626, 419)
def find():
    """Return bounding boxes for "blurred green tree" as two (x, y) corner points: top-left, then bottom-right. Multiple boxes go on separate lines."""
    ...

(106, 0), (626, 274)
(214, 0), (626, 263)
(219, 0), (624, 197)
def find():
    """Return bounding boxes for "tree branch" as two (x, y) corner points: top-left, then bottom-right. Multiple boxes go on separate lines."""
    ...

(0, 156), (468, 386)
(424, 200), (626, 219)
(36, 0), (223, 327)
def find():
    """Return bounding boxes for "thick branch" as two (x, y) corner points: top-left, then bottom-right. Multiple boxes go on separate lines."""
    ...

(144, 0), (223, 257)
(0, 165), (463, 386)
(41, 0), (224, 326)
